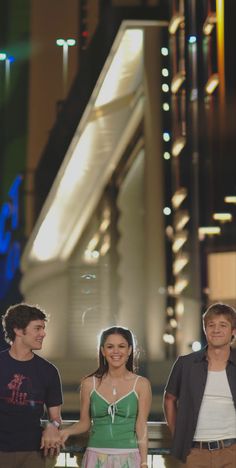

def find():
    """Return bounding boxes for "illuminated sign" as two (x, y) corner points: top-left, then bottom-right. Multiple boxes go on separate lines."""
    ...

(0, 175), (22, 298)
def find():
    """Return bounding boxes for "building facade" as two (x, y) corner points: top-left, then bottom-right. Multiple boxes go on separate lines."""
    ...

(1, 0), (235, 416)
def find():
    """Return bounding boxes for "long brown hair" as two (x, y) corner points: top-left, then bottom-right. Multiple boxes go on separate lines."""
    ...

(86, 326), (137, 379)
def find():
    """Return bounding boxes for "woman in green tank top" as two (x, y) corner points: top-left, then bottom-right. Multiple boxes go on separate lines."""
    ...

(60, 326), (152, 467)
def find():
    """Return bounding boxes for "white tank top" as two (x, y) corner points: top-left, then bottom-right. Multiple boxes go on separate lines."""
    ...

(194, 370), (236, 440)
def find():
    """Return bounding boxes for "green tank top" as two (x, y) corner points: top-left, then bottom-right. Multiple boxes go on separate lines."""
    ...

(87, 376), (139, 449)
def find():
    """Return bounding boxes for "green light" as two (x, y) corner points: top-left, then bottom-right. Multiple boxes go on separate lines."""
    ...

(56, 39), (65, 46)
(0, 52), (7, 61)
(67, 39), (76, 46)
(56, 38), (76, 47)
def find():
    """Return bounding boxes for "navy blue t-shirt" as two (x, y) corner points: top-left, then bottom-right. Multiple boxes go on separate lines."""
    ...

(0, 349), (63, 451)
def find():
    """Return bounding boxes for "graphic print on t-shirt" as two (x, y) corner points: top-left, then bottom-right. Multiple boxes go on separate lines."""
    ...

(0, 350), (63, 451)
(7, 373), (28, 405)
(2, 372), (43, 406)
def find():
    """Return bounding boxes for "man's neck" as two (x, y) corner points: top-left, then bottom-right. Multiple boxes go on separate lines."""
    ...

(9, 344), (34, 361)
(207, 346), (230, 371)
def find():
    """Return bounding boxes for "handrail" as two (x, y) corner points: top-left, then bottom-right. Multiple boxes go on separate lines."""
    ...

(43, 420), (172, 455)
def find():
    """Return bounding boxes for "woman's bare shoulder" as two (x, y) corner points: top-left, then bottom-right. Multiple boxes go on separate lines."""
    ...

(80, 375), (94, 392)
(136, 374), (151, 383)
(136, 375), (152, 391)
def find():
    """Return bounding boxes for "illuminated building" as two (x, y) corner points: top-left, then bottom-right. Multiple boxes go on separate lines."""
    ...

(1, 0), (236, 416)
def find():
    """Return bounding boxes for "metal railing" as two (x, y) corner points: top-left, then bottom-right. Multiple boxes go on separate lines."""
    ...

(44, 421), (182, 467)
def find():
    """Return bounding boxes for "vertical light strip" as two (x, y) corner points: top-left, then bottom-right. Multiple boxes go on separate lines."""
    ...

(216, 0), (225, 106)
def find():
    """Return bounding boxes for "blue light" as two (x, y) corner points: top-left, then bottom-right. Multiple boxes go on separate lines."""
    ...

(0, 53), (15, 62)
(8, 175), (23, 229)
(0, 175), (23, 291)
(188, 35), (197, 44)
(0, 204), (11, 254)
(6, 242), (21, 280)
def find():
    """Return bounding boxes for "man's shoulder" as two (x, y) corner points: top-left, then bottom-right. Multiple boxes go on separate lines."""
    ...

(33, 353), (59, 371)
(177, 348), (206, 364)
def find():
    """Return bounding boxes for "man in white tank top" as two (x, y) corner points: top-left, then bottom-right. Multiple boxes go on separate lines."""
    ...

(163, 302), (236, 467)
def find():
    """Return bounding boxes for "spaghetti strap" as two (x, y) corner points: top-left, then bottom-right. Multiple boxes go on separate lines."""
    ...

(133, 375), (140, 391)
(93, 376), (96, 390)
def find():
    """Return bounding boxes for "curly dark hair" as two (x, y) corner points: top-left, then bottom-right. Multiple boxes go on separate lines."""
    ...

(2, 303), (47, 344)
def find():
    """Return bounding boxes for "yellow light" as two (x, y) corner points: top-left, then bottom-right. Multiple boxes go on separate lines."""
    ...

(87, 233), (100, 251)
(203, 12), (216, 35)
(173, 253), (189, 275)
(198, 226), (221, 237)
(174, 210), (190, 231)
(174, 278), (188, 294)
(166, 225), (174, 239)
(172, 231), (188, 253)
(172, 187), (187, 209)
(99, 218), (110, 233)
(168, 14), (185, 34)
(24, 25), (144, 265)
(203, 23), (214, 35)
(216, 0), (225, 104)
(170, 318), (178, 328)
(163, 333), (175, 344)
(171, 72), (185, 93)
(172, 136), (186, 157)
(95, 29), (143, 107)
(100, 235), (110, 256)
(224, 196), (236, 204)
(175, 300), (184, 316)
(167, 307), (174, 316)
(213, 212), (232, 222)
(205, 73), (219, 94)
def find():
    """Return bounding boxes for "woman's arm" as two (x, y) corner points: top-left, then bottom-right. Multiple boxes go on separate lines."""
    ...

(163, 391), (178, 437)
(135, 376), (152, 467)
(60, 377), (92, 447)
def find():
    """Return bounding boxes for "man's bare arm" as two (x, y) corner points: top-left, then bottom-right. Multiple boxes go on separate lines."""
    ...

(163, 391), (178, 437)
